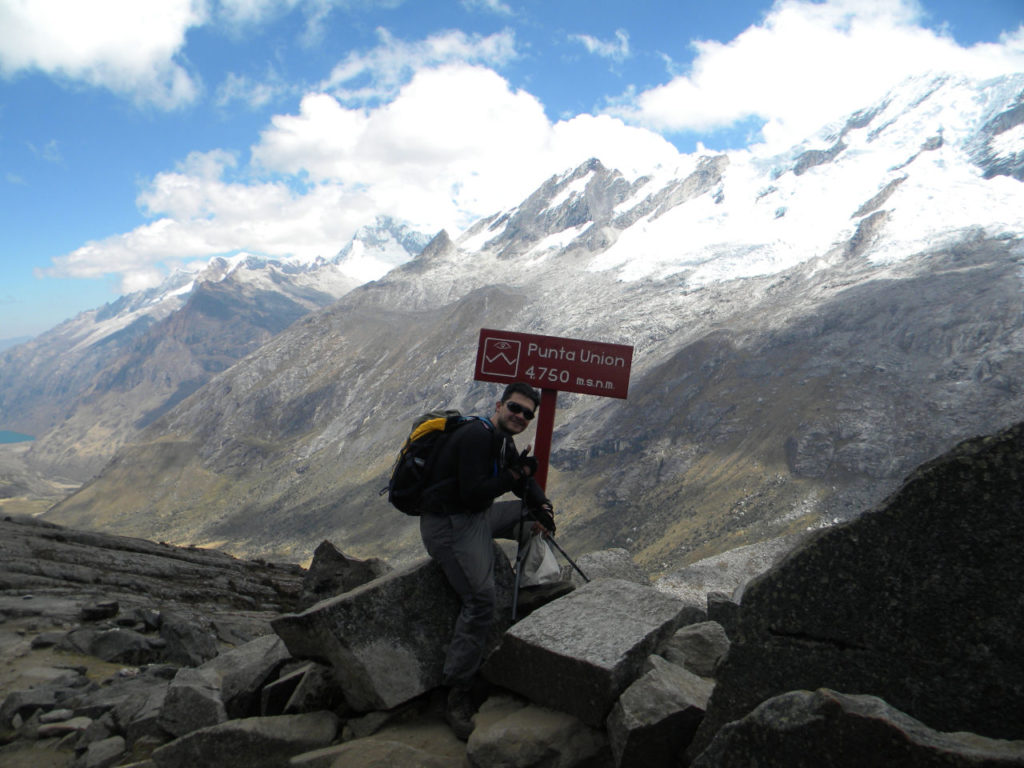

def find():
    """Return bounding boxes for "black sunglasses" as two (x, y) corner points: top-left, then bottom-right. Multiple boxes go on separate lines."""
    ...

(505, 401), (535, 420)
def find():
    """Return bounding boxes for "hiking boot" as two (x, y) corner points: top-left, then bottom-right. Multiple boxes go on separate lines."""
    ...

(445, 686), (476, 741)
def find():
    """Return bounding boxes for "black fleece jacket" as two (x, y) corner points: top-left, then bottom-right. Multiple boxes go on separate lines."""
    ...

(424, 418), (549, 514)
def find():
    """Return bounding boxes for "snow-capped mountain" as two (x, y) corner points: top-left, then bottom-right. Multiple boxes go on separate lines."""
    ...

(456, 72), (1024, 285)
(329, 216), (434, 282)
(0, 216), (431, 482)
(37, 72), (1024, 578)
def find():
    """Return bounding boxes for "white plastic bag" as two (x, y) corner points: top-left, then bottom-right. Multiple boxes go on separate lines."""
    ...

(518, 533), (561, 587)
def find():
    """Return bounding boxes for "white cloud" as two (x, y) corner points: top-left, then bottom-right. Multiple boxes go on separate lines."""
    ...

(570, 29), (630, 62)
(28, 139), (63, 164)
(217, 0), (404, 26)
(42, 0), (1024, 294)
(614, 0), (1024, 150)
(255, 64), (681, 228)
(46, 63), (682, 291)
(320, 27), (517, 105)
(215, 70), (291, 109)
(462, 0), (512, 15)
(0, 0), (205, 108)
(43, 148), (377, 291)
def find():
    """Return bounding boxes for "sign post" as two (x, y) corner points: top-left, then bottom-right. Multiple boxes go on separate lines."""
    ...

(474, 328), (634, 489)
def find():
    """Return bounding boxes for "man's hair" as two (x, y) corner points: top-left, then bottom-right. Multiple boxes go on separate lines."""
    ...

(501, 381), (541, 408)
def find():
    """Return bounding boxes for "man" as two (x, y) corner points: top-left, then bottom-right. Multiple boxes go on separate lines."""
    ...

(419, 381), (556, 739)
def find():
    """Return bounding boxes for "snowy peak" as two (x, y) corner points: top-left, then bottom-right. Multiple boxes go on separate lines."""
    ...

(331, 215), (434, 282)
(450, 72), (1024, 287)
(56, 218), (431, 353)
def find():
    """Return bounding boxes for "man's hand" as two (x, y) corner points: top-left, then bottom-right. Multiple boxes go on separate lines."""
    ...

(518, 452), (539, 478)
(529, 503), (555, 535)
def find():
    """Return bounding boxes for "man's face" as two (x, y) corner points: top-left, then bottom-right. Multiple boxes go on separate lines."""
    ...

(495, 392), (536, 435)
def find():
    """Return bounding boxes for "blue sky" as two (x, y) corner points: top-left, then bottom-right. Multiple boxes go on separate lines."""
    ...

(1, 0), (1022, 340)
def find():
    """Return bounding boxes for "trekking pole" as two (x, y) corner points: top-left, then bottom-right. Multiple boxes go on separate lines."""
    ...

(511, 503), (528, 621)
(545, 535), (590, 583)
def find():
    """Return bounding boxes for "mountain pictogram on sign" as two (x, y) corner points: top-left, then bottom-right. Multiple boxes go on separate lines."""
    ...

(481, 338), (521, 378)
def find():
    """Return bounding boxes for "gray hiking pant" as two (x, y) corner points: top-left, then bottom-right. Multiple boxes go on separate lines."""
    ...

(420, 500), (527, 689)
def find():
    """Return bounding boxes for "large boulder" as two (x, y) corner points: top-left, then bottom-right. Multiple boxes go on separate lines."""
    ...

(199, 634), (291, 718)
(658, 621), (730, 678)
(158, 667), (226, 738)
(299, 540), (392, 608)
(272, 545), (515, 711)
(467, 700), (608, 768)
(150, 711), (338, 768)
(690, 421), (1024, 757)
(691, 689), (1024, 767)
(607, 655), (713, 768)
(483, 578), (693, 727)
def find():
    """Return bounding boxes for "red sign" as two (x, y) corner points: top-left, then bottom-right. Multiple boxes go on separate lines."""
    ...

(474, 328), (633, 399)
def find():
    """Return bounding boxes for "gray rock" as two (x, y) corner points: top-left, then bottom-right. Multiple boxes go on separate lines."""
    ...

(199, 634), (291, 718)
(81, 600), (120, 621)
(260, 664), (306, 716)
(38, 707), (76, 723)
(35, 715), (93, 738)
(281, 663), (341, 715)
(0, 516), (304, 613)
(658, 621), (730, 678)
(467, 702), (608, 768)
(606, 655), (712, 768)
(159, 611), (219, 667)
(299, 540), (391, 608)
(87, 627), (162, 665)
(210, 615), (275, 647)
(272, 547), (514, 712)
(158, 667), (227, 738)
(31, 630), (67, 648)
(341, 710), (394, 741)
(70, 666), (171, 739)
(150, 711), (338, 768)
(483, 578), (693, 727)
(705, 591), (739, 638)
(122, 682), (169, 748)
(298, 739), (451, 768)
(690, 688), (1024, 767)
(2, 684), (66, 727)
(74, 711), (116, 751)
(690, 421), (1024, 757)
(562, 548), (650, 586)
(81, 734), (127, 768)
(654, 535), (803, 611)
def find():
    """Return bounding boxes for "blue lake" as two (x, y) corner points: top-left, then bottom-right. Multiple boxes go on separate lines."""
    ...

(0, 431), (34, 444)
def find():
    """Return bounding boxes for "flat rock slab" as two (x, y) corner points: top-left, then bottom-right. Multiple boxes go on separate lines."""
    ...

(483, 578), (691, 727)
(691, 689), (1024, 768)
(151, 711), (338, 768)
(272, 546), (514, 712)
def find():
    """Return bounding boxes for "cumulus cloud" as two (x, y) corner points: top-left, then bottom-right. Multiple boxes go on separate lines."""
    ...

(256, 64), (679, 227)
(38, 0), (1024, 294)
(43, 148), (376, 290)
(46, 63), (682, 292)
(320, 27), (517, 105)
(0, 0), (205, 108)
(570, 29), (630, 62)
(613, 0), (1024, 149)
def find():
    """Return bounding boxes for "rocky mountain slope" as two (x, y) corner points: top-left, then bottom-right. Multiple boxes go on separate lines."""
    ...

(3, 418), (1021, 766)
(39, 72), (1024, 578)
(0, 218), (430, 485)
